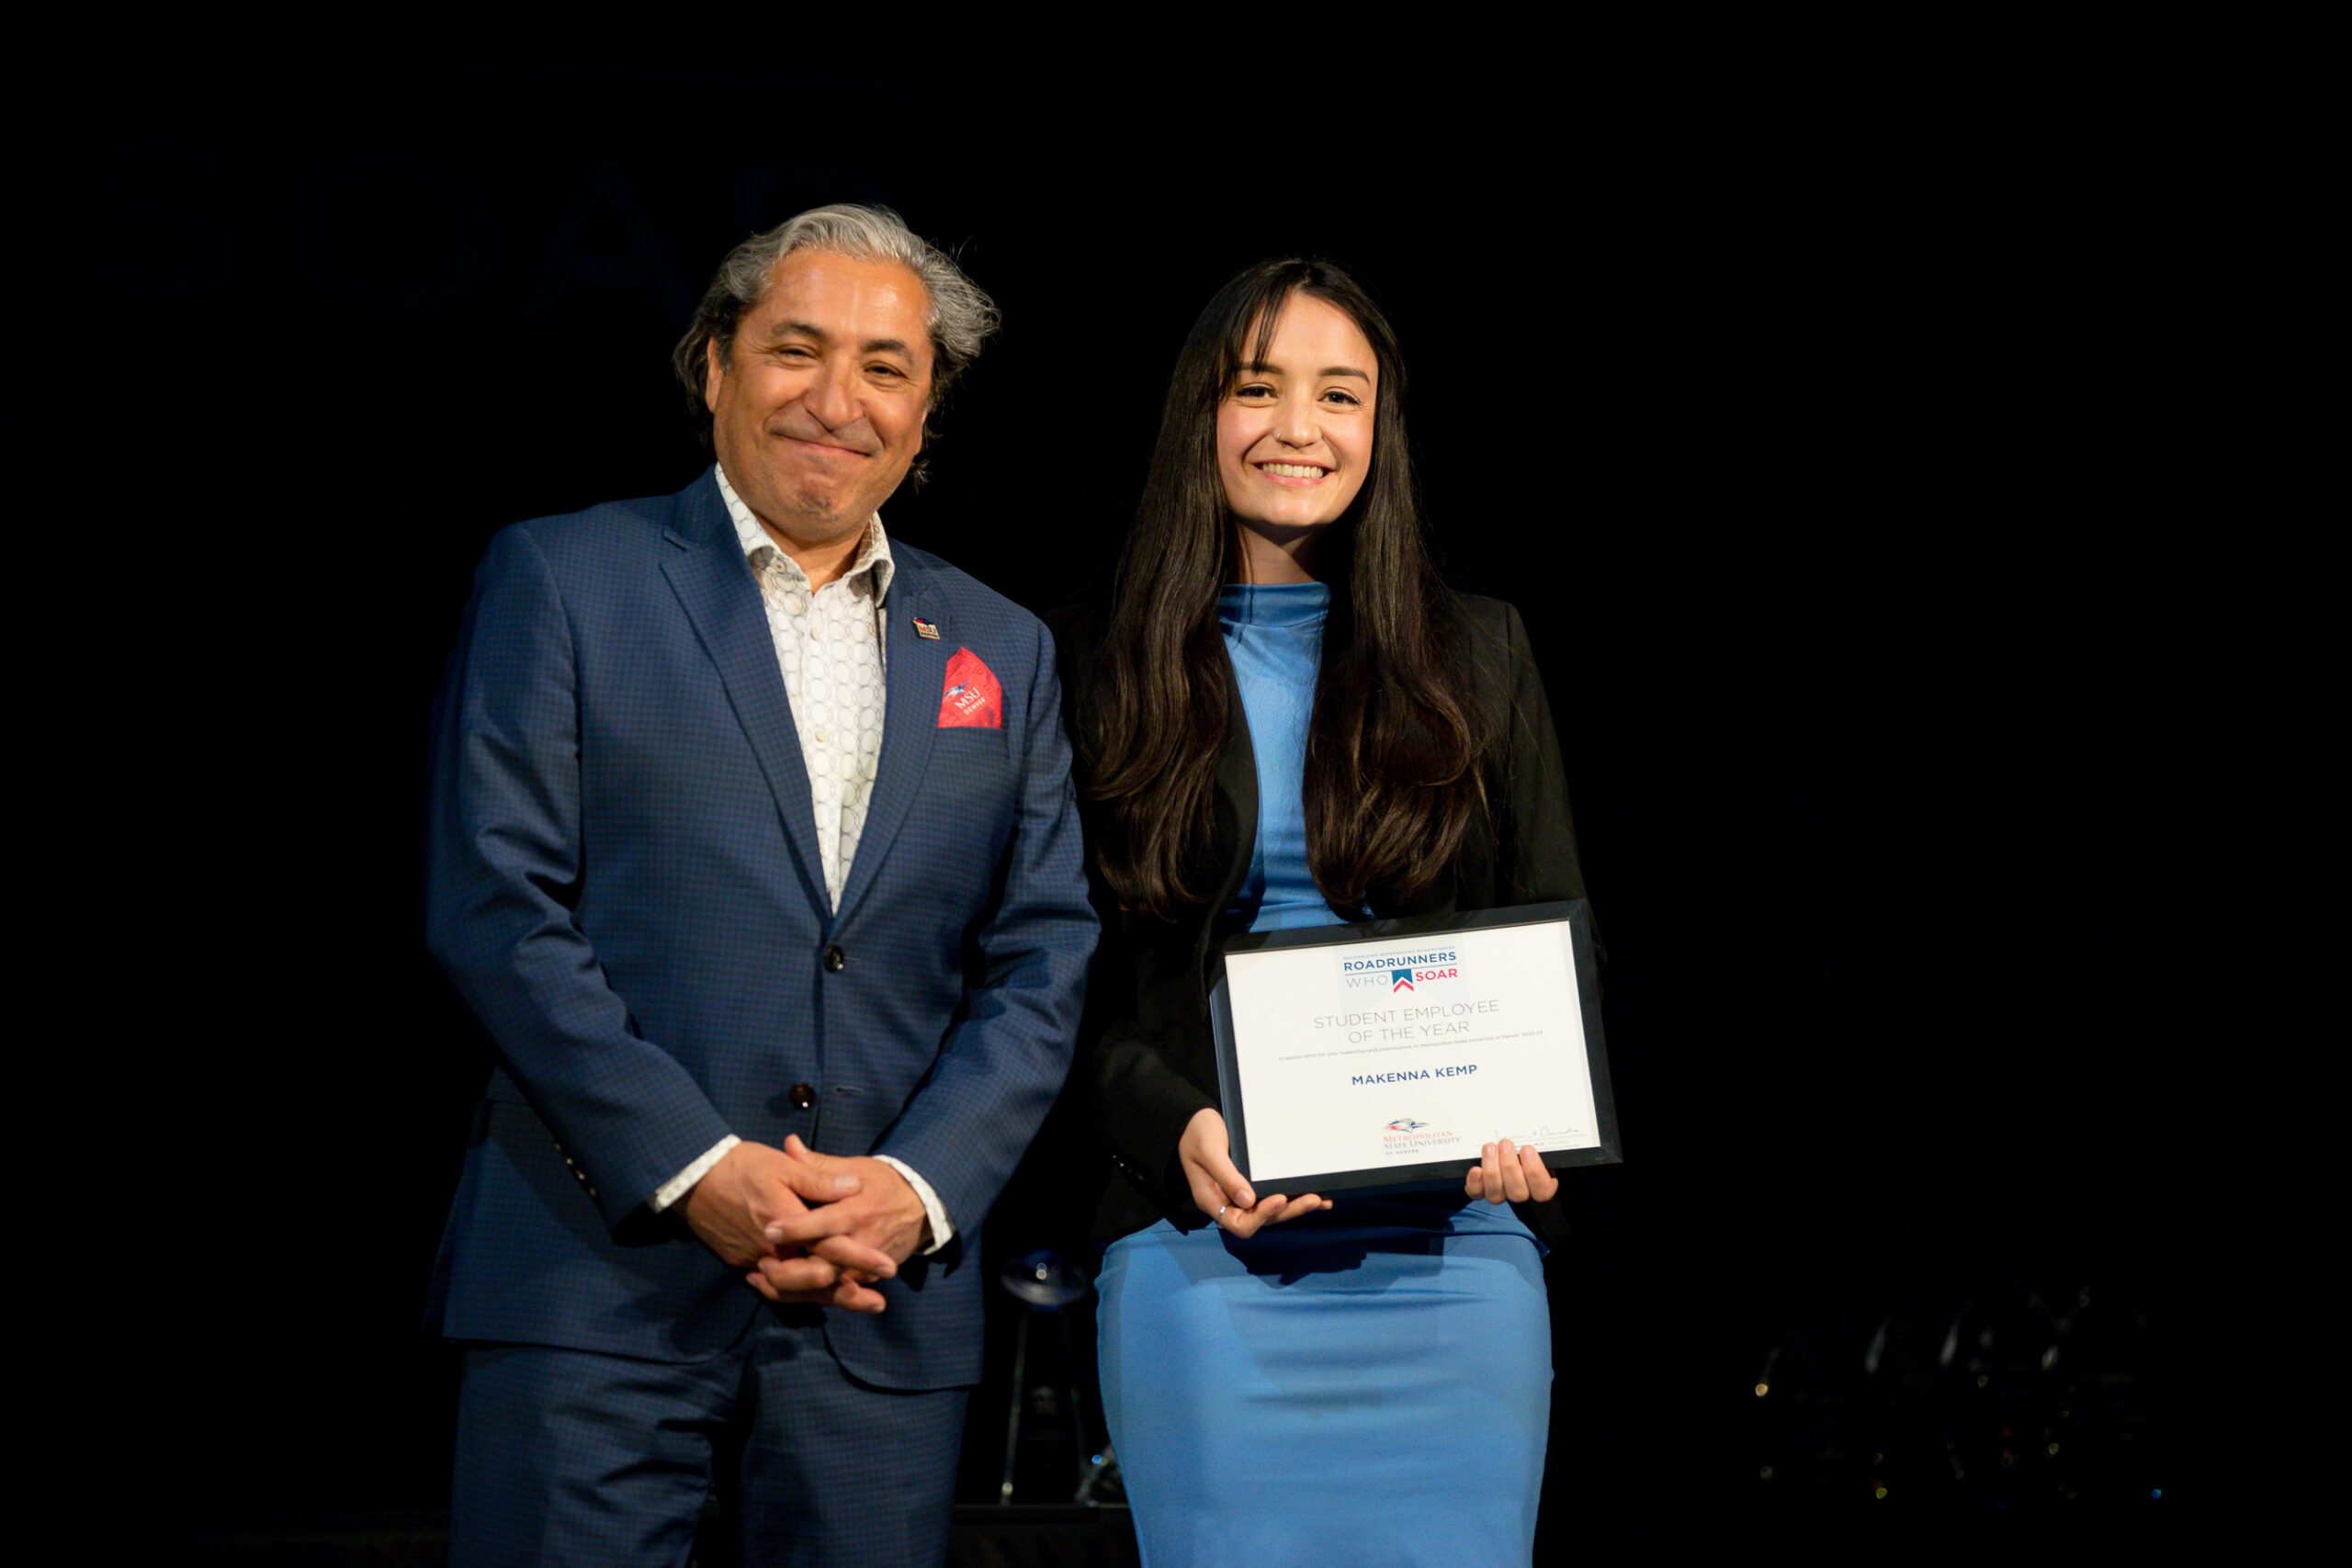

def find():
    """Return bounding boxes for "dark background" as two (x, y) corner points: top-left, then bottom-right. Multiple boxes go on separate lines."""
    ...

(104, 52), (2286, 1550)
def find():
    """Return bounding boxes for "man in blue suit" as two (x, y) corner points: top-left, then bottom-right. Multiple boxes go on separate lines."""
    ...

(424, 204), (1096, 1566)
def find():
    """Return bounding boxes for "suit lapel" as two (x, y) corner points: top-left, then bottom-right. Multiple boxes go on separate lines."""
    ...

(833, 551), (949, 926)
(1189, 656), (1262, 986)
(658, 473), (830, 917)
(1211, 653), (1259, 909)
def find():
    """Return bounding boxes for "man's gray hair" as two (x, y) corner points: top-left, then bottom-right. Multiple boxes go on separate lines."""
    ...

(673, 204), (1000, 445)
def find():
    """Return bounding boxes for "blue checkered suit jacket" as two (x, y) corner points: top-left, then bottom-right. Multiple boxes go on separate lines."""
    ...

(424, 468), (1095, 1389)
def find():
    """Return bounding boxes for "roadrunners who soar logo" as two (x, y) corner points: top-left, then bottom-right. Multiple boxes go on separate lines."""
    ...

(1338, 948), (1462, 995)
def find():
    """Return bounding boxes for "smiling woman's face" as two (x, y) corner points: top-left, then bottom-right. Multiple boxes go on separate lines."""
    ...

(1216, 292), (1378, 536)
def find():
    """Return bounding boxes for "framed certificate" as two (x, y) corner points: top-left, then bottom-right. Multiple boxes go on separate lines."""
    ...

(1207, 900), (1619, 1195)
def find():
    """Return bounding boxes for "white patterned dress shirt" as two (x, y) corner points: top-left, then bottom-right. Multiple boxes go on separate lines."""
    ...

(647, 466), (951, 1256)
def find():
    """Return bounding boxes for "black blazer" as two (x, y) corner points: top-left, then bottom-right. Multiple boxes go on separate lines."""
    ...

(1052, 593), (1591, 1251)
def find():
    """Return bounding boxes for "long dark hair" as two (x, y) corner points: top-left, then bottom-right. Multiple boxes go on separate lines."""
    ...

(1078, 259), (1483, 921)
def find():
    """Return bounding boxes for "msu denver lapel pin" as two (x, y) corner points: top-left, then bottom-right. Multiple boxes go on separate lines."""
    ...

(912, 616), (941, 640)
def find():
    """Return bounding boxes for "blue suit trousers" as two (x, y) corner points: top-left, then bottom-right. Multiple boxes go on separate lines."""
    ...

(451, 1309), (967, 1568)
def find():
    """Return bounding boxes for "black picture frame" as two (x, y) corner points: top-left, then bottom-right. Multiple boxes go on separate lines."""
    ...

(1207, 898), (1622, 1196)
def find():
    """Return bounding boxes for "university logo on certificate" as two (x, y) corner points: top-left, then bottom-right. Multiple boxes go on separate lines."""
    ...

(1209, 900), (1620, 1194)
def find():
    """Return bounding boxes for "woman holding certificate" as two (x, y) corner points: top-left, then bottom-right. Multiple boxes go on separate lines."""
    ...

(1057, 258), (1592, 1562)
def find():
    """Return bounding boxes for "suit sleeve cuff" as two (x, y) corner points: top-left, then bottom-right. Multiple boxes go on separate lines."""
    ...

(874, 1155), (954, 1254)
(650, 1134), (741, 1213)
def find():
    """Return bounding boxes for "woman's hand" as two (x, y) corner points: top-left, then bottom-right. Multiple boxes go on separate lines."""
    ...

(1464, 1138), (1559, 1205)
(1179, 1108), (1330, 1236)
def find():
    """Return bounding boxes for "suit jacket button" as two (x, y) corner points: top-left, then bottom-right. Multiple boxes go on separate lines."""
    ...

(790, 1082), (817, 1110)
(822, 946), (847, 973)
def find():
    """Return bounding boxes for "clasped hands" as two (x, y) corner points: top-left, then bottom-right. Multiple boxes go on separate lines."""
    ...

(681, 1134), (928, 1314)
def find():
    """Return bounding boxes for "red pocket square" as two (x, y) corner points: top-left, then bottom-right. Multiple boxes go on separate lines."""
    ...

(937, 647), (1004, 729)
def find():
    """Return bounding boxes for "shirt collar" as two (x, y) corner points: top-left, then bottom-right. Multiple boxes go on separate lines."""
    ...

(715, 462), (895, 603)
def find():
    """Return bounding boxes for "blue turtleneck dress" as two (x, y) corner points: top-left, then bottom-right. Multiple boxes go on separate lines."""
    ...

(1095, 582), (1551, 1564)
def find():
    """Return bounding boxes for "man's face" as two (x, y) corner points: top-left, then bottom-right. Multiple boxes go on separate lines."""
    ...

(706, 248), (933, 550)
